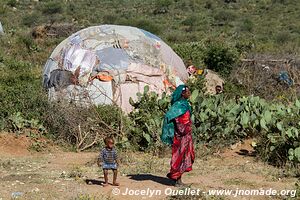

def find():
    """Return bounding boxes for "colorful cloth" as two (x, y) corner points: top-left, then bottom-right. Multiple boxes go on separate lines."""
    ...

(161, 84), (195, 180)
(62, 43), (98, 85)
(47, 69), (73, 90)
(167, 110), (195, 180)
(161, 85), (192, 145)
(99, 147), (118, 169)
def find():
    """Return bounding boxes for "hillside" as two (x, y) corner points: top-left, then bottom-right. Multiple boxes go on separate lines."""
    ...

(1, 1), (300, 199)
(1, 0), (300, 58)
(1, 0), (300, 121)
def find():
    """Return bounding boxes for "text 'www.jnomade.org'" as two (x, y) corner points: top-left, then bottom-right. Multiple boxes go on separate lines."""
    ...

(111, 187), (297, 198)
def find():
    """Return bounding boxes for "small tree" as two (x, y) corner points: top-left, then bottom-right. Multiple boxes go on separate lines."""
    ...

(153, 0), (173, 14)
(203, 42), (238, 76)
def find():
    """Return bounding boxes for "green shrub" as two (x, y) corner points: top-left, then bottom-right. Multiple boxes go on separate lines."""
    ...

(127, 80), (300, 166)
(240, 18), (254, 32)
(0, 5), (6, 15)
(128, 86), (170, 151)
(155, 0), (173, 8)
(22, 12), (41, 27)
(181, 14), (198, 27)
(7, 0), (17, 7)
(272, 0), (288, 4)
(18, 35), (40, 52)
(255, 100), (300, 166)
(153, 0), (173, 14)
(173, 42), (206, 67)
(165, 31), (187, 43)
(189, 90), (300, 166)
(102, 14), (117, 24)
(234, 39), (254, 55)
(203, 41), (238, 76)
(275, 31), (291, 44)
(135, 19), (161, 35)
(67, 2), (76, 13)
(186, 75), (207, 95)
(223, 80), (248, 99)
(117, 18), (161, 35)
(0, 58), (48, 124)
(213, 9), (236, 24)
(204, 0), (214, 9)
(6, 112), (45, 134)
(42, 1), (63, 15)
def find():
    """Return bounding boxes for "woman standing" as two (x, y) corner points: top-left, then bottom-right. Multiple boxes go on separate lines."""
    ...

(161, 85), (195, 187)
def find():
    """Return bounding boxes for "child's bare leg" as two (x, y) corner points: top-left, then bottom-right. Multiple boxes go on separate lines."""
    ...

(103, 169), (109, 186)
(112, 169), (119, 186)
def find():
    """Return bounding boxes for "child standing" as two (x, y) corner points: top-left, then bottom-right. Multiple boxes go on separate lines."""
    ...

(97, 137), (119, 186)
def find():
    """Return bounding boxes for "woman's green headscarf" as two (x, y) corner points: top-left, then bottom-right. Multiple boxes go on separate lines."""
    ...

(171, 85), (186, 105)
(161, 85), (192, 145)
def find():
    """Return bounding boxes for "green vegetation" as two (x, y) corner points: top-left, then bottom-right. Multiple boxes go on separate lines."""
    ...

(128, 86), (170, 152)
(1, 0), (300, 55)
(128, 83), (300, 167)
(203, 41), (238, 76)
(0, 0), (300, 172)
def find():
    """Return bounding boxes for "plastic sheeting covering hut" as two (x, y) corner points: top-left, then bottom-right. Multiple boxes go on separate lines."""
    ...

(43, 25), (188, 113)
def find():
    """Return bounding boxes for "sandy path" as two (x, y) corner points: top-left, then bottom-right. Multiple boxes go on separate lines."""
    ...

(0, 135), (298, 200)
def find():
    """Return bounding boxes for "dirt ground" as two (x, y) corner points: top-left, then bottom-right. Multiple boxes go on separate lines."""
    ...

(0, 132), (298, 200)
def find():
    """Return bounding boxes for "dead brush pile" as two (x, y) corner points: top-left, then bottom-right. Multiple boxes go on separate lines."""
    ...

(44, 102), (126, 152)
(32, 23), (81, 39)
(230, 55), (300, 101)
